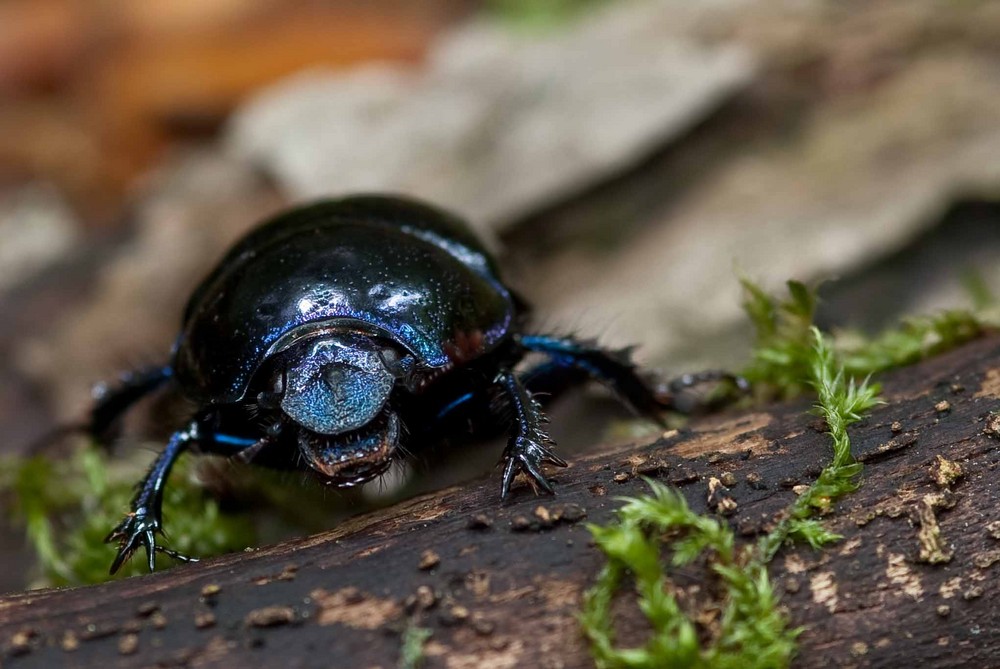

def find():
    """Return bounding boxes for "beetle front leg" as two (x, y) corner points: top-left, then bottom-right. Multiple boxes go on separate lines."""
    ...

(106, 420), (200, 574)
(494, 370), (567, 499)
(107, 423), (272, 573)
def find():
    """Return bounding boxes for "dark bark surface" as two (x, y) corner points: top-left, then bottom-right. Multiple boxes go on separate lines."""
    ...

(1, 336), (999, 669)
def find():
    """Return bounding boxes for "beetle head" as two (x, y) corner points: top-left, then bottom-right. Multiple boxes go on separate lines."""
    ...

(277, 334), (406, 485)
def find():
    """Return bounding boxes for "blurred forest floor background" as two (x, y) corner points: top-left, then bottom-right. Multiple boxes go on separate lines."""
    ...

(3, 0), (1000, 589)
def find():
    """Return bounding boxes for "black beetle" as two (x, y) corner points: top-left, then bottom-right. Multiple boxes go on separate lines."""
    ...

(91, 195), (740, 573)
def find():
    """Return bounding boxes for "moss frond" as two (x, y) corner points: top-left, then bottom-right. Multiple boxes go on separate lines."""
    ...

(759, 328), (881, 562)
(838, 310), (986, 377)
(741, 277), (992, 396)
(399, 622), (432, 669)
(580, 479), (797, 669)
(7, 446), (254, 586)
(740, 278), (820, 398)
(583, 282), (894, 668)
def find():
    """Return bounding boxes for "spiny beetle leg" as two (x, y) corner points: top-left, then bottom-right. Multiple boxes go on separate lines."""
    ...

(494, 370), (566, 499)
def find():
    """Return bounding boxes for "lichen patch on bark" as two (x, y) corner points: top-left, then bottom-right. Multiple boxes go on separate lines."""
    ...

(930, 456), (963, 488)
(311, 587), (401, 629)
(974, 368), (1000, 398)
(784, 554), (808, 574)
(431, 638), (525, 669)
(838, 537), (862, 557)
(533, 578), (582, 609)
(973, 549), (1000, 570)
(886, 553), (924, 600)
(939, 577), (963, 599)
(915, 494), (954, 564)
(672, 412), (773, 458)
(809, 571), (839, 613)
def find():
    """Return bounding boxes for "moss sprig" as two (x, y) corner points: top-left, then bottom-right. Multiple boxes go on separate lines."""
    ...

(741, 278), (991, 397)
(740, 278), (819, 398)
(582, 287), (886, 668)
(758, 328), (881, 562)
(398, 622), (432, 669)
(580, 479), (795, 669)
(6, 446), (254, 586)
(837, 310), (985, 377)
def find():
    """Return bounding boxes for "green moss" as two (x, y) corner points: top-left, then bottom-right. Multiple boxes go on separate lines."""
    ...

(7, 446), (254, 586)
(740, 278), (819, 398)
(580, 479), (796, 669)
(741, 277), (991, 396)
(757, 328), (881, 562)
(837, 310), (985, 378)
(398, 622), (432, 669)
(582, 287), (886, 668)
(960, 267), (996, 311)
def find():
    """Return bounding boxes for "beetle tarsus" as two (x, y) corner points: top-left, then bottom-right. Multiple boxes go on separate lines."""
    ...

(155, 546), (199, 564)
(106, 511), (199, 574)
(105, 508), (160, 574)
(496, 370), (567, 499)
(654, 369), (750, 413)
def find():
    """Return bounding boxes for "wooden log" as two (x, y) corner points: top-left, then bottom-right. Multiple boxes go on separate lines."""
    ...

(1, 335), (999, 668)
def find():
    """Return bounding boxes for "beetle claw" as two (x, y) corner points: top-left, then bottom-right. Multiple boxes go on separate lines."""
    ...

(106, 510), (158, 574)
(500, 435), (565, 499)
(501, 457), (518, 500)
(106, 508), (194, 574)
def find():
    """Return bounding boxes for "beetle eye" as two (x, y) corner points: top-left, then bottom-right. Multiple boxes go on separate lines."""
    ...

(378, 346), (414, 379)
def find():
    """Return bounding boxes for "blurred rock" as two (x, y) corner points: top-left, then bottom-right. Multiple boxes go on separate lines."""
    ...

(0, 182), (79, 292)
(12, 151), (283, 419)
(515, 6), (1000, 371)
(226, 2), (755, 234)
(12, 0), (1000, 436)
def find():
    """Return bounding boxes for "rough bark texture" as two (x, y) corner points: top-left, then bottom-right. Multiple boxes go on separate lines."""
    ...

(1, 336), (1000, 669)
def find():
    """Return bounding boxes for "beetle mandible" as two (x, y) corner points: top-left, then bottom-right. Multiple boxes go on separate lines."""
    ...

(91, 195), (740, 573)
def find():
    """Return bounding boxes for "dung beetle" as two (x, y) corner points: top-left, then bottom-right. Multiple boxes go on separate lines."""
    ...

(91, 195), (742, 573)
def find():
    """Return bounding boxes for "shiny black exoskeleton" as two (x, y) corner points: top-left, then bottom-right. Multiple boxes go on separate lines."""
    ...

(93, 195), (739, 573)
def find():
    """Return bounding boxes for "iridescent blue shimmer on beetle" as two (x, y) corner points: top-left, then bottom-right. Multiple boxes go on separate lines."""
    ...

(90, 195), (743, 574)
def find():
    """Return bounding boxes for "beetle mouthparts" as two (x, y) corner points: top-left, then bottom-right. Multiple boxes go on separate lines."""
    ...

(297, 410), (400, 485)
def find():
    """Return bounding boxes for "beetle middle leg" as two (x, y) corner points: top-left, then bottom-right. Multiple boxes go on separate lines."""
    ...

(493, 370), (567, 499)
(518, 334), (747, 417)
(88, 364), (173, 445)
(517, 334), (665, 417)
(25, 364), (174, 458)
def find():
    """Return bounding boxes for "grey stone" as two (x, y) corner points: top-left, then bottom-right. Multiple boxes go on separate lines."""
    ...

(0, 183), (79, 293)
(225, 4), (755, 235)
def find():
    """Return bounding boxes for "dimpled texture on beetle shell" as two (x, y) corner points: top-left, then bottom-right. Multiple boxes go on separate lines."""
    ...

(172, 197), (517, 404)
